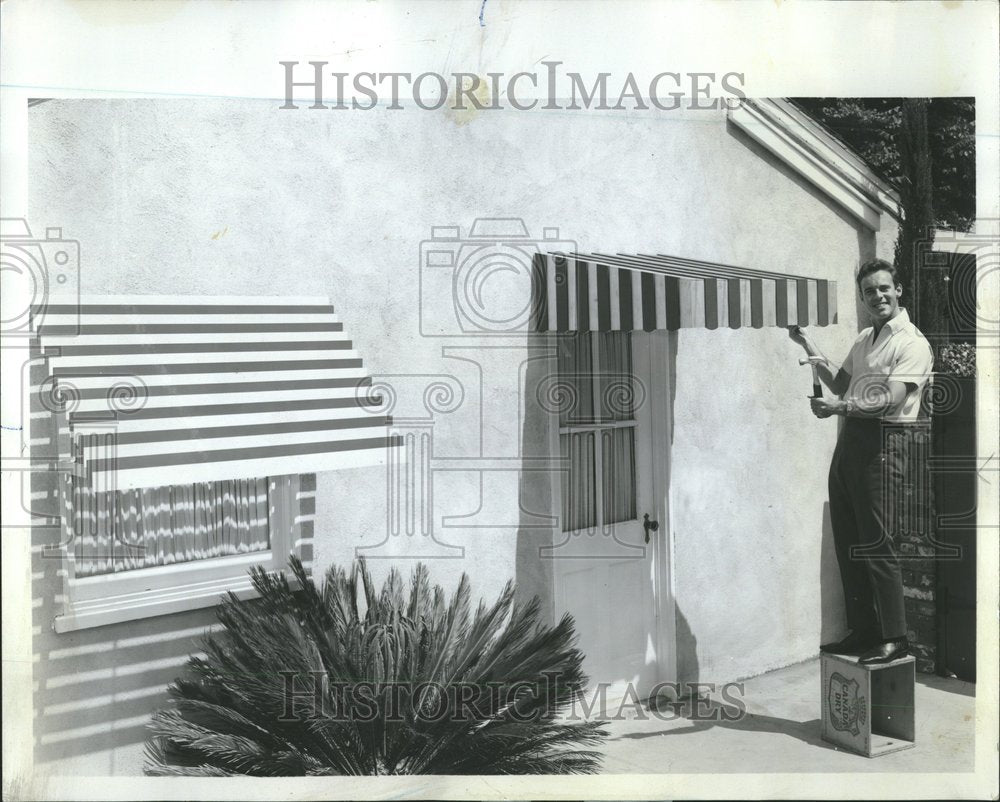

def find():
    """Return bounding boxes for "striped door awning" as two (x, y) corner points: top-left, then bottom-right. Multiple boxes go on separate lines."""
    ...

(33, 296), (400, 491)
(530, 252), (838, 332)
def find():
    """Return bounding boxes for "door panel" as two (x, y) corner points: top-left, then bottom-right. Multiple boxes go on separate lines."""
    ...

(551, 332), (664, 702)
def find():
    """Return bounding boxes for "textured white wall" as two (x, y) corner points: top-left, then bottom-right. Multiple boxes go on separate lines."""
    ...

(28, 98), (892, 772)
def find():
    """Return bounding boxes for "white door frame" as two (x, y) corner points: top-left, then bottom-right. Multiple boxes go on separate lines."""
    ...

(647, 330), (678, 693)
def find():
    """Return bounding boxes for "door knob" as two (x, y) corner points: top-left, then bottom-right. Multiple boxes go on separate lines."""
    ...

(643, 513), (659, 544)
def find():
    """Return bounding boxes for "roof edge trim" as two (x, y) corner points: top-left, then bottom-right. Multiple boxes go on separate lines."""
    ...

(728, 98), (902, 231)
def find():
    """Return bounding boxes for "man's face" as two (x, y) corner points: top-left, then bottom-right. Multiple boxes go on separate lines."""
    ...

(858, 270), (902, 324)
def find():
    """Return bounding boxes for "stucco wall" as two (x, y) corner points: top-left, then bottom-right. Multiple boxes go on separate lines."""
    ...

(660, 133), (886, 684)
(28, 98), (892, 772)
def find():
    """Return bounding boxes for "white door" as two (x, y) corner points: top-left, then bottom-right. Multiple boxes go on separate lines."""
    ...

(549, 330), (673, 705)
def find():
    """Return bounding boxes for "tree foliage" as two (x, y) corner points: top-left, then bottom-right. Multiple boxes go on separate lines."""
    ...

(792, 97), (975, 338)
(895, 99), (945, 333)
(791, 97), (975, 232)
(145, 557), (607, 776)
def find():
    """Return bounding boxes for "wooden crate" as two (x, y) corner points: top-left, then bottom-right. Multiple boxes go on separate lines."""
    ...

(821, 652), (916, 757)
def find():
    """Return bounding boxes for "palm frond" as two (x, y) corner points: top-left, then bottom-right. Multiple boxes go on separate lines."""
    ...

(145, 557), (606, 775)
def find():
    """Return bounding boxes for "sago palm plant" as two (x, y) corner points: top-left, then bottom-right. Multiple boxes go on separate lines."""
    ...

(144, 556), (606, 775)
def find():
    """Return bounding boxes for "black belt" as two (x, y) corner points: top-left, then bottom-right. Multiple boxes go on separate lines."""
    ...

(842, 418), (930, 438)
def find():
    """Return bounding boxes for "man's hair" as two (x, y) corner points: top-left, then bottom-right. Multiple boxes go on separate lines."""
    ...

(856, 258), (900, 289)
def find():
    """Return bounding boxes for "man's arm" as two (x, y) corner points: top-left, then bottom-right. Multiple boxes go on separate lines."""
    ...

(810, 338), (932, 419)
(788, 326), (850, 396)
(809, 380), (909, 419)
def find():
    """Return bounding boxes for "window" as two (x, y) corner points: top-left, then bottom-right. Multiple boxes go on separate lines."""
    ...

(53, 462), (306, 633)
(30, 295), (378, 632)
(65, 476), (271, 577)
(557, 332), (637, 532)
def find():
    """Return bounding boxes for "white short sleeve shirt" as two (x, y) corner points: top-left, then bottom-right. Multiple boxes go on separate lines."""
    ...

(842, 308), (935, 421)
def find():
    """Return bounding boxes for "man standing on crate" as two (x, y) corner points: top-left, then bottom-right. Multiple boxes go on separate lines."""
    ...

(789, 258), (934, 665)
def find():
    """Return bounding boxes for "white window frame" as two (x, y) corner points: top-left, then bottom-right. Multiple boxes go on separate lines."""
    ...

(557, 331), (638, 532)
(52, 474), (305, 633)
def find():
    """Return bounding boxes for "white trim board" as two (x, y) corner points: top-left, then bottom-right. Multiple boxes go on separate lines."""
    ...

(728, 99), (902, 232)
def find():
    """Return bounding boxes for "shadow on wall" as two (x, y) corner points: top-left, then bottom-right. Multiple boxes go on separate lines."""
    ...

(30, 517), (216, 772)
(674, 604), (699, 688)
(514, 340), (558, 624)
(664, 332), (702, 685)
(26, 356), (216, 773)
(26, 419), (219, 774)
(726, 116), (869, 242)
(819, 501), (847, 644)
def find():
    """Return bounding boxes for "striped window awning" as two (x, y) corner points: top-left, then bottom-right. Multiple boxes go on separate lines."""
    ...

(530, 252), (838, 332)
(33, 296), (399, 491)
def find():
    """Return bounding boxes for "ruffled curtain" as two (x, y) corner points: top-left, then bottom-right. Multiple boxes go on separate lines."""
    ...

(64, 475), (270, 578)
(602, 427), (636, 525)
(560, 431), (596, 531)
(557, 331), (637, 532)
(556, 333), (594, 425)
(598, 332), (633, 422)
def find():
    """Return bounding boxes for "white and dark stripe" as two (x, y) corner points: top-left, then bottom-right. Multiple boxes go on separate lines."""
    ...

(530, 253), (837, 332)
(33, 296), (400, 490)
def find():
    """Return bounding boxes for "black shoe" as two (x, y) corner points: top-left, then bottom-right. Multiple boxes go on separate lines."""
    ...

(820, 630), (878, 655)
(858, 638), (910, 665)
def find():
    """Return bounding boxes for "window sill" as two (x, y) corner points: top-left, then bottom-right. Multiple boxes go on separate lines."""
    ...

(52, 565), (299, 633)
(49, 475), (310, 633)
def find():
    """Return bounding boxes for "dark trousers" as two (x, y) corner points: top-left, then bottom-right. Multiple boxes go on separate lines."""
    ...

(828, 418), (922, 640)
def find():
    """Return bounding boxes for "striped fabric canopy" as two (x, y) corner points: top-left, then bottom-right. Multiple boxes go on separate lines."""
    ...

(530, 252), (838, 332)
(33, 296), (399, 491)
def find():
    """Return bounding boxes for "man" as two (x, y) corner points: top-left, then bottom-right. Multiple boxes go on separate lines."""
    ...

(790, 258), (934, 665)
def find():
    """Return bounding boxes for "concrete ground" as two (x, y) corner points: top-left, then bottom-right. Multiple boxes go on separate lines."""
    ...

(589, 658), (975, 773)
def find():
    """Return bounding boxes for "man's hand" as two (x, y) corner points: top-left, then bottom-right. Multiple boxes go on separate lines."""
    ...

(810, 395), (844, 419)
(790, 328), (849, 396)
(787, 325), (811, 348)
